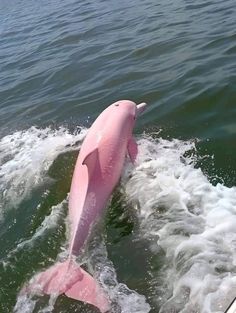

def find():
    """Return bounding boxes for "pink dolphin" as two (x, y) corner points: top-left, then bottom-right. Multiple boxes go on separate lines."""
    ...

(22, 100), (147, 312)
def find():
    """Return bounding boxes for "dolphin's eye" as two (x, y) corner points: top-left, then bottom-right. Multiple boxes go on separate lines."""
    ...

(115, 103), (119, 107)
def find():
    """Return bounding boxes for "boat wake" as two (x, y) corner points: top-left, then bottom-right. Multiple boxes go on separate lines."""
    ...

(1, 127), (235, 312)
(0, 126), (87, 214)
(123, 135), (236, 313)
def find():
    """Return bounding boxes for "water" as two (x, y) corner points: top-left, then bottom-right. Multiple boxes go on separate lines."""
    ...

(0, 0), (236, 312)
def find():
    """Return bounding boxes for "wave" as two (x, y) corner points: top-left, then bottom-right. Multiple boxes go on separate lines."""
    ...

(3, 127), (236, 312)
(123, 135), (236, 313)
(0, 126), (87, 215)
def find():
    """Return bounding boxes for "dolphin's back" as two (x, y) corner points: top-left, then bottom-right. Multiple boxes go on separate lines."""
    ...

(69, 117), (130, 256)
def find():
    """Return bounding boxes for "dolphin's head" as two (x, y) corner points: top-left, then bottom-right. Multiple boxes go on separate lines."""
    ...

(112, 100), (147, 120)
(109, 100), (147, 136)
(101, 100), (147, 148)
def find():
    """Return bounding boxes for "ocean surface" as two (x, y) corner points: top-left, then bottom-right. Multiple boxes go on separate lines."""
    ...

(0, 0), (236, 312)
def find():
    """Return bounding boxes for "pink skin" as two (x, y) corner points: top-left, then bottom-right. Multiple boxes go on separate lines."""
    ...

(22, 100), (147, 313)
(69, 100), (145, 256)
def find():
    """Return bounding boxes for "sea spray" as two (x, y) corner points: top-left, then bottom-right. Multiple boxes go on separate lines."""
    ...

(123, 136), (236, 313)
(0, 126), (87, 213)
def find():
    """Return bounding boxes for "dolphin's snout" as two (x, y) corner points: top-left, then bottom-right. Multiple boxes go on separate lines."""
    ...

(137, 102), (147, 115)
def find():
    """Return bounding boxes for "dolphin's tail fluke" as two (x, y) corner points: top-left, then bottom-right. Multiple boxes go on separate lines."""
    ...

(21, 259), (110, 313)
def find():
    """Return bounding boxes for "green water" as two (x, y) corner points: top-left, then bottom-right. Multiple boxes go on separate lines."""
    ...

(0, 0), (236, 312)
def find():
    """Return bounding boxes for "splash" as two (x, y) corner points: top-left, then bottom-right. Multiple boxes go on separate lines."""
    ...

(0, 126), (87, 213)
(13, 295), (37, 313)
(88, 237), (151, 313)
(123, 135), (236, 313)
(6, 128), (236, 312)
(10, 126), (150, 313)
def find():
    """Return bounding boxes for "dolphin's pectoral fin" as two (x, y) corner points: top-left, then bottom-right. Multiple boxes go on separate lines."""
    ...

(82, 148), (99, 178)
(127, 137), (138, 164)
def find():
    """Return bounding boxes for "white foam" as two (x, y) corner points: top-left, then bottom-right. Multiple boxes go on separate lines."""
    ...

(14, 294), (58, 313)
(0, 126), (87, 213)
(14, 295), (37, 313)
(9, 129), (236, 312)
(123, 135), (236, 313)
(88, 237), (151, 313)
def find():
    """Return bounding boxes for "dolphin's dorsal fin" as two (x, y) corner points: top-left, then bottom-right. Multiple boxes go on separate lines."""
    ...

(82, 148), (99, 178)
